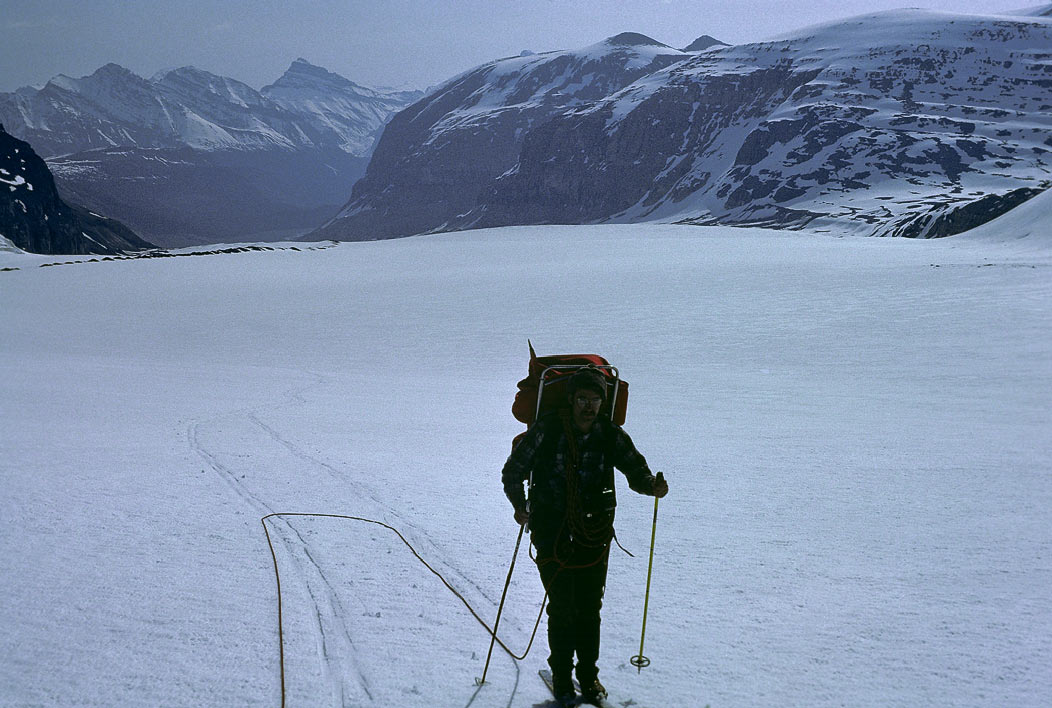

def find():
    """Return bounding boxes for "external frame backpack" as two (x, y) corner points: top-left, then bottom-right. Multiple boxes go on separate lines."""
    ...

(511, 341), (629, 450)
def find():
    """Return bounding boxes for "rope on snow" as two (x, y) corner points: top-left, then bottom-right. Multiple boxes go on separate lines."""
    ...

(260, 512), (547, 708)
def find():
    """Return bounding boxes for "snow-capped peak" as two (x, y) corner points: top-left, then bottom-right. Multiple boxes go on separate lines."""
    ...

(90, 63), (141, 81)
(263, 58), (382, 100)
(603, 32), (670, 48)
(43, 63), (151, 96)
(154, 65), (250, 90)
(43, 74), (79, 93)
(2, 59), (422, 158)
(683, 35), (730, 52)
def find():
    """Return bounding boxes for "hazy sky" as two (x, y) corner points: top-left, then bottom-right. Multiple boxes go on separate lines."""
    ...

(0, 1), (1039, 92)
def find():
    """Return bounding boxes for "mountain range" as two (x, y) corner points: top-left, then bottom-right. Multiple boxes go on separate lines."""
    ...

(0, 60), (422, 247)
(4, 6), (1050, 251)
(315, 7), (1052, 241)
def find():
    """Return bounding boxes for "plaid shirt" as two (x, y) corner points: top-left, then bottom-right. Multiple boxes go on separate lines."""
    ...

(502, 413), (656, 531)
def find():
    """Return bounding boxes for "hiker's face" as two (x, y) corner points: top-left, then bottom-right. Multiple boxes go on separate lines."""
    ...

(572, 390), (603, 431)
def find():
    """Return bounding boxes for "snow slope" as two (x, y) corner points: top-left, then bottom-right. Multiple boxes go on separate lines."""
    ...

(0, 234), (22, 253)
(1, 225), (1050, 707)
(955, 186), (1052, 249)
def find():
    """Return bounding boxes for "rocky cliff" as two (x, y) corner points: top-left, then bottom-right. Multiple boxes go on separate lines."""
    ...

(314, 34), (695, 240)
(465, 10), (1052, 238)
(0, 126), (154, 255)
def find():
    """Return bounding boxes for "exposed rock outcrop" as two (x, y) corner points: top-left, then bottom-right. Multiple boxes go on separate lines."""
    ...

(0, 126), (154, 255)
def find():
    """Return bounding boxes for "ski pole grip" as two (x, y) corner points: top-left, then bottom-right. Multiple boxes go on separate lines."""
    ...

(652, 471), (666, 498)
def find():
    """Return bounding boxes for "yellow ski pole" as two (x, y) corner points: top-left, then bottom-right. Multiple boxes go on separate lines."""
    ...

(476, 521), (525, 685)
(631, 472), (662, 672)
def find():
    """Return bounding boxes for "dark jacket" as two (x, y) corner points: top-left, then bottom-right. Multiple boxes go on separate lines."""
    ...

(502, 412), (656, 555)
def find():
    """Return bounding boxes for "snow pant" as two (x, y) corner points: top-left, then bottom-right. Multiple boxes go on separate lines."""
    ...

(536, 545), (610, 686)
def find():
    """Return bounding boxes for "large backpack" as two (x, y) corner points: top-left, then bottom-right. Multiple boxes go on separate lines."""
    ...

(511, 341), (629, 449)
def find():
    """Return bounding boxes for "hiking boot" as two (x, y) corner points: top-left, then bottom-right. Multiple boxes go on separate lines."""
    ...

(552, 671), (575, 703)
(579, 677), (607, 704)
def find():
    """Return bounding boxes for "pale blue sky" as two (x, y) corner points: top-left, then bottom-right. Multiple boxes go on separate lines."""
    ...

(0, 0), (1039, 92)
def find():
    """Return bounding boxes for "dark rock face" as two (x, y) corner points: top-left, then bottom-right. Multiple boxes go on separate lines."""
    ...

(883, 187), (1047, 238)
(313, 37), (691, 240)
(0, 127), (154, 255)
(472, 62), (824, 227)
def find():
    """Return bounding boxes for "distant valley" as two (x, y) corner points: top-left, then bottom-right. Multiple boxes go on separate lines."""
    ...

(0, 60), (422, 248)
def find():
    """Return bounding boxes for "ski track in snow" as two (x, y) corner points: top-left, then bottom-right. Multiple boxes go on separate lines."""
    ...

(187, 375), (376, 707)
(188, 373), (524, 707)
(244, 410), (499, 608)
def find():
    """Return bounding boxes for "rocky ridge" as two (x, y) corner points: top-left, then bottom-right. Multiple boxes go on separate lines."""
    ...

(1, 59), (421, 157)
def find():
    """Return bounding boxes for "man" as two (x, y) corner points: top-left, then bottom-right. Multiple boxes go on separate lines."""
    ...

(502, 368), (668, 705)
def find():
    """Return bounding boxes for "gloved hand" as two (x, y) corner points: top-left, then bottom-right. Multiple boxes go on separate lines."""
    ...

(514, 507), (530, 525)
(651, 471), (668, 498)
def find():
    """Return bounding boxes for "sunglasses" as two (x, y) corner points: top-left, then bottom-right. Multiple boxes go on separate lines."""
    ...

(574, 395), (603, 408)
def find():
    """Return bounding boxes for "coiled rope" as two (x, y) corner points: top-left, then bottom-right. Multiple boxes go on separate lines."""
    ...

(565, 417), (615, 545)
(260, 512), (547, 708)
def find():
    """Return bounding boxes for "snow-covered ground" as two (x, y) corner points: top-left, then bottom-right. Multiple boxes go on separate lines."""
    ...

(1, 221), (1049, 707)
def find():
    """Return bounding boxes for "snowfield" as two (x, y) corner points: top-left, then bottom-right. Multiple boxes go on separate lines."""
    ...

(1, 222), (1050, 707)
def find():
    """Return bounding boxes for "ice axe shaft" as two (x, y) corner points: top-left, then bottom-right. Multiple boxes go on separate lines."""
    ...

(631, 474), (662, 672)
